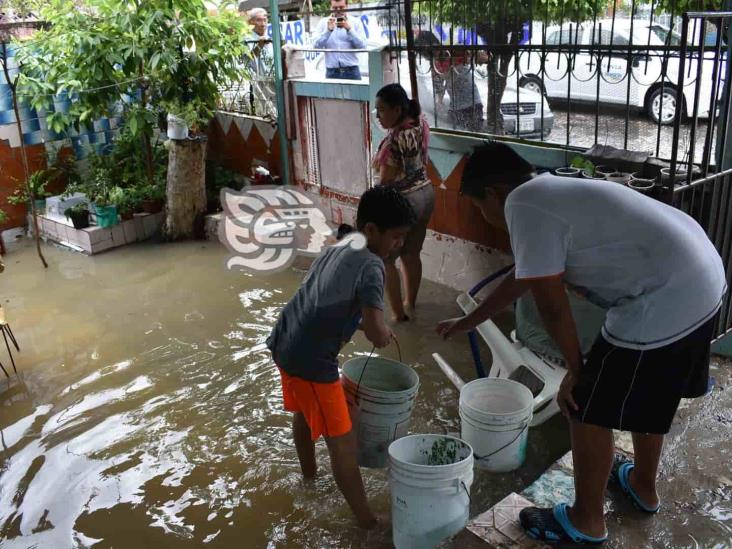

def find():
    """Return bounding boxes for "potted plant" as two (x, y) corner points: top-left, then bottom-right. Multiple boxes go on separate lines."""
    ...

(163, 99), (212, 140)
(7, 170), (52, 214)
(140, 181), (166, 214)
(86, 165), (119, 228)
(64, 202), (91, 229)
(110, 186), (140, 221)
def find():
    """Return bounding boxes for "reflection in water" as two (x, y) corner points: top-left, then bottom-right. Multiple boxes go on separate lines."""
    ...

(0, 240), (562, 547)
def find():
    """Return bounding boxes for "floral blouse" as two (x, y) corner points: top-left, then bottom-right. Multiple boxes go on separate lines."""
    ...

(373, 116), (430, 192)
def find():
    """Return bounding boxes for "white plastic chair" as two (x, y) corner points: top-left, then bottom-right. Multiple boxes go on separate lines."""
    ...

(433, 291), (566, 426)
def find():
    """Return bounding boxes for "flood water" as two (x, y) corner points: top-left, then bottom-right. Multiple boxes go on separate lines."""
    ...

(0, 239), (569, 548)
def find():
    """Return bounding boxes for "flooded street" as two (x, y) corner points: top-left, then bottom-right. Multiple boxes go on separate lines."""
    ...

(0, 239), (567, 548)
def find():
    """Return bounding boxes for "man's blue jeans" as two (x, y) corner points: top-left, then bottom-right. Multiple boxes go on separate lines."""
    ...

(325, 66), (361, 80)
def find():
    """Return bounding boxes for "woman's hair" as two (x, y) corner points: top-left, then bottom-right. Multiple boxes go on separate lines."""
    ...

(376, 83), (421, 120)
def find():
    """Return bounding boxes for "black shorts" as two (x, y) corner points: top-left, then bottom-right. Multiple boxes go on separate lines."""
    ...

(571, 316), (715, 434)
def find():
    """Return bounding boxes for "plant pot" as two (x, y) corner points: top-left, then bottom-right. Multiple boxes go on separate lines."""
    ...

(628, 178), (655, 195)
(594, 165), (617, 178)
(555, 167), (581, 178)
(94, 204), (119, 228)
(120, 210), (134, 221)
(660, 167), (688, 186)
(581, 170), (604, 180)
(142, 199), (163, 214)
(606, 172), (631, 185)
(31, 199), (47, 215)
(167, 113), (189, 140)
(67, 210), (90, 229)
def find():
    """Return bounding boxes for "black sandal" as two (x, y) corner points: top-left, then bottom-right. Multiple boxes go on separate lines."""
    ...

(520, 504), (608, 545)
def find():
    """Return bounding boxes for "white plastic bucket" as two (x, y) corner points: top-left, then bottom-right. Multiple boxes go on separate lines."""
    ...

(166, 113), (189, 140)
(388, 434), (474, 549)
(459, 378), (534, 472)
(342, 357), (419, 468)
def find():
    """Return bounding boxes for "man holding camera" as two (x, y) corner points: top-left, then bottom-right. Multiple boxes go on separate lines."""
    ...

(314, 0), (366, 80)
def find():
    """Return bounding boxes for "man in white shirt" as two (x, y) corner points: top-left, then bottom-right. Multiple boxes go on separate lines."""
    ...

(437, 142), (726, 545)
(314, 0), (366, 80)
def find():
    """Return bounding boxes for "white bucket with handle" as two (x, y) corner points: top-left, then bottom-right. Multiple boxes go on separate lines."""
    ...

(342, 356), (419, 468)
(388, 434), (474, 549)
(459, 378), (534, 472)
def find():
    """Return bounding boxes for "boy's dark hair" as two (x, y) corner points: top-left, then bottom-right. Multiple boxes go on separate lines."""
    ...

(336, 223), (355, 240)
(356, 185), (416, 232)
(460, 142), (535, 199)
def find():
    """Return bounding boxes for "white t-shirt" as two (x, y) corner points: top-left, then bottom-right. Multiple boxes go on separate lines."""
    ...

(505, 173), (727, 350)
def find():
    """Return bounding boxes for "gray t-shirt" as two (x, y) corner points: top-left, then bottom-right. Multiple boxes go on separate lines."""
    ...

(505, 173), (727, 350)
(266, 236), (385, 382)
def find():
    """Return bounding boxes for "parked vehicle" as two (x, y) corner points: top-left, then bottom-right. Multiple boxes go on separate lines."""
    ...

(515, 18), (726, 124)
(398, 56), (554, 138)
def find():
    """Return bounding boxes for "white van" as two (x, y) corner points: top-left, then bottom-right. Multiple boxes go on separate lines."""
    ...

(515, 18), (725, 124)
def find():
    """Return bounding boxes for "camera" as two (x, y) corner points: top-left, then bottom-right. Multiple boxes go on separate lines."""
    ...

(336, 16), (345, 22)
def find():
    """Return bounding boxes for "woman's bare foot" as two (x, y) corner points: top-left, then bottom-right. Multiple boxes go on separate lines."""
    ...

(390, 313), (410, 323)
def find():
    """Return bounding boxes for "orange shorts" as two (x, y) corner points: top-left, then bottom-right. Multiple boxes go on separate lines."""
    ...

(278, 367), (352, 441)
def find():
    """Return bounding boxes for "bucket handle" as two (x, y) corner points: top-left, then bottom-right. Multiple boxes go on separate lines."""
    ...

(473, 421), (529, 463)
(460, 480), (471, 505)
(354, 336), (403, 402)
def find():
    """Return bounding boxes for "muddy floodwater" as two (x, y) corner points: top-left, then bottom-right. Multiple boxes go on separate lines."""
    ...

(1, 238), (730, 548)
(0, 240), (567, 548)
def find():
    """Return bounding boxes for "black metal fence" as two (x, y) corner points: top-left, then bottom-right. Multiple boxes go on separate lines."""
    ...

(669, 11), (732, 341)
(381, 0), (728, 167)
(218, 39), (277, 120)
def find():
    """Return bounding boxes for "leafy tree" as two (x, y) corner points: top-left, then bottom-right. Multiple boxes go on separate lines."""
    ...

(418, 0), (724, 135)
(15, 0), (250, 185)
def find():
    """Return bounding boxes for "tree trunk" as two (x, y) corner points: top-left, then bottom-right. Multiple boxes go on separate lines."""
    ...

(484, 57), (507, 136)
(164, 137), (208, 240)
(1, 42), (47, 268)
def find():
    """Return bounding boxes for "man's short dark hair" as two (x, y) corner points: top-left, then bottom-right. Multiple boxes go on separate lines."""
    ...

(357, 186), (416, 232)
(460, 142), (535, 199)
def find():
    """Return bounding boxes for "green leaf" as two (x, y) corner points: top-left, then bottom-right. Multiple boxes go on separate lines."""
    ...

(128, 115), (138, 135)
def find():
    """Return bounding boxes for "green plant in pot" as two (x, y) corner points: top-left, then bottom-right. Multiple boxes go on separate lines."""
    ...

(110, 186), (141, 221)
(7, 170), (52, 214)
(64, 202), (91, 229)
(163, 98), (213, 140)
(139, 181), (166, 214)
(86, 165), (119, 228)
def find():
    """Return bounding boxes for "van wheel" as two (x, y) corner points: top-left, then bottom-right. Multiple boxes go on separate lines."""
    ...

(647, 86), (680, 125)
(519, 76), (545, 96)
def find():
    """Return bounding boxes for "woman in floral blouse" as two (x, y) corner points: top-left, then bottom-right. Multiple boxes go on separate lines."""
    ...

(372, 83), (435, 322)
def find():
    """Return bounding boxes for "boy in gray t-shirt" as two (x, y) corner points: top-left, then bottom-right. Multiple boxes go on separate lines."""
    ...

(266, 186), (415, 529)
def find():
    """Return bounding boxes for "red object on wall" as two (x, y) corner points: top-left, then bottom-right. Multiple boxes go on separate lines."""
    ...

(0, 140), (49, 231)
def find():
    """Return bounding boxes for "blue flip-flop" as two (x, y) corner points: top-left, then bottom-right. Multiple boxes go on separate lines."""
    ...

(610, 454), (661, 514)
(520, 503), (608, 545)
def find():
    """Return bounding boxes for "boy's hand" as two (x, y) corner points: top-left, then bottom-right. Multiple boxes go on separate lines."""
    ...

(557, 371), (579, 418)
(327, 16), (336, 31)
(436, 317), (468, 340)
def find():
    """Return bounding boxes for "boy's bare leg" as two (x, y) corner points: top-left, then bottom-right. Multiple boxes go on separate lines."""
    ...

(629, 432), (663, 508)
(400, 253), (422, 312)
(325, 430), (377, 529)
(566, 421), (613, 538)
(293, 412), (317, 478)
(385, 260), (407, 321)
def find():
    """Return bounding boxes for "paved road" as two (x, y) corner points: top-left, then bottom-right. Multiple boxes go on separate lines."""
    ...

(545, 102), (719, 165)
